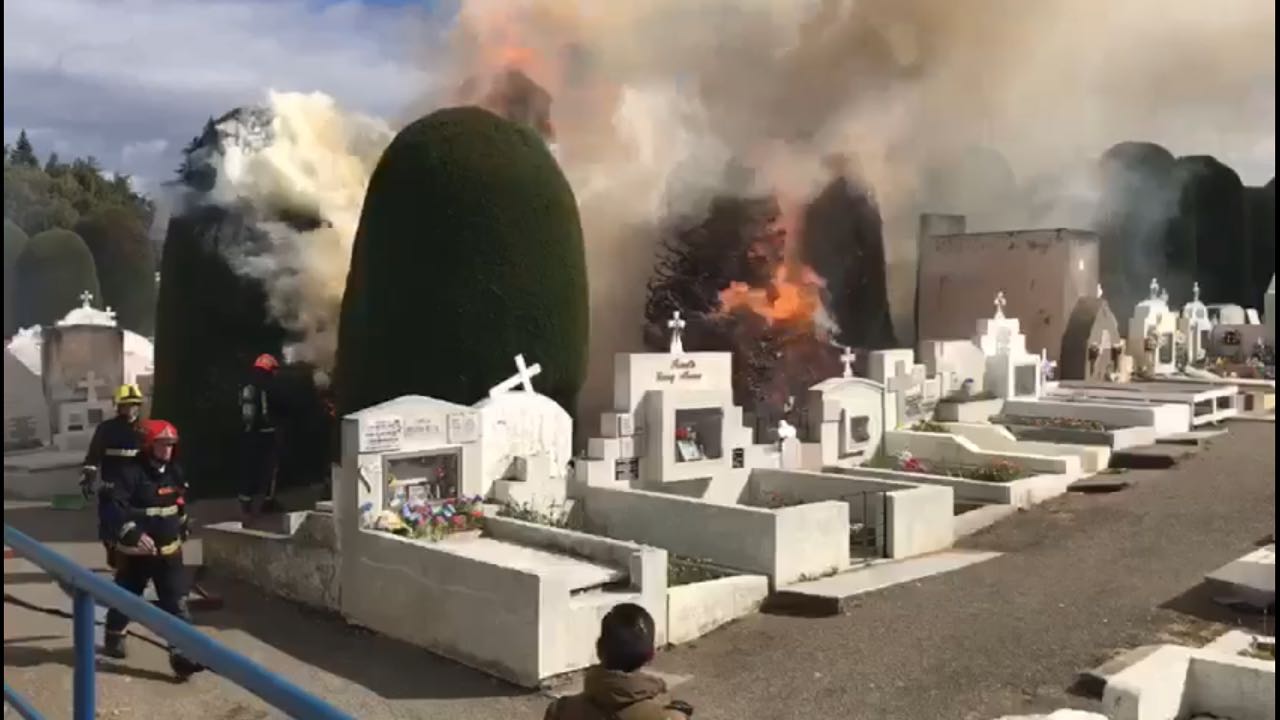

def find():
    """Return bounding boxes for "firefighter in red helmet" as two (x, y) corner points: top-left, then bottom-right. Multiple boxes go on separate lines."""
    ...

(239, 353), (283, 519)
(101, 419), (206, 681)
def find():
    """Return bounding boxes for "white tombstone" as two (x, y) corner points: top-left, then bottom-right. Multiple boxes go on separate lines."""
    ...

(577, 350), (759, 501)
(840, 347), (856, 378)
(1127, 279), (1180, 376)
(1266, 275), (1276, 348)
(973, 292), (1042, 399)
(1179, 282), (1213, 365)
(867, 348), (942, 427)
(918, 339), (986, 395)
(337, 395), (486, 535)
(3, 347), (51, 449)
(805, 375), (887, 467)
(475, 358), (572, 512)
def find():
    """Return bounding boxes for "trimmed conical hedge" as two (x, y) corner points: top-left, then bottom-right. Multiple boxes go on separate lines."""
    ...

(75, 206), (158, 335)
(14, 228), (101, 328)
(1175, 156), (1248, 307)
(3, 219), (30, 337)
(151, 206), (283, 497)
(337, 106), (588, 417)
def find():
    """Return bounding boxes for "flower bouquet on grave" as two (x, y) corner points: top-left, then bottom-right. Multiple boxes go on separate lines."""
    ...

(896, 451), (926, 474)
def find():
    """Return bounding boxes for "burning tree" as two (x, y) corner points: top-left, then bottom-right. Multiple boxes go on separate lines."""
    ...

(645, 192), (840, 435)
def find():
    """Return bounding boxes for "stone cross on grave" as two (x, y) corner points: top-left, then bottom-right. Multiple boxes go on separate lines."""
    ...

(993, 291), (1008, 320)
(77, 371), (109, 403)
(1149, 278), (1161, 300)
(840, 346), (857, 378)
(79, 290), (94, 308)
(1192, 281), (1201, 303)
(487, 354), (543, 398)
(667, 310), (687, 355)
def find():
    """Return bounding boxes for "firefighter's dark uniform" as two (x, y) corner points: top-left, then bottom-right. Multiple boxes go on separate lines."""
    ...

(238, 368), (280, 513)
(102, 455), (203, 677)
(82, 415), (141, 568)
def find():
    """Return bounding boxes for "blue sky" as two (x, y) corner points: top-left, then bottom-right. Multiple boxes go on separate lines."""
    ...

(3, 0), (455, 192)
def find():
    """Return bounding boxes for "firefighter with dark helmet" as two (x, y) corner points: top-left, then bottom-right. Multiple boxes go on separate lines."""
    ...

(101, 418), (206, 681)
(239, 353), (283, 519)
(81, 383), (146, 569)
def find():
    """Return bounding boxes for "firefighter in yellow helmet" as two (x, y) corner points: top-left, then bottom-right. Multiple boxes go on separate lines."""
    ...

(81, 383), (145, 569)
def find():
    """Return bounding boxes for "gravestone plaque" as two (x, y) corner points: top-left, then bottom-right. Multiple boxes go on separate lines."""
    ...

(360, 416), (403, 453)
(1014, 364), (1038, 397)
(614, 457), (640, 481)
(731, 448), (744, 469)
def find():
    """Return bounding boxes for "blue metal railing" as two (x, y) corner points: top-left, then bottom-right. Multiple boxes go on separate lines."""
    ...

(3, 525), (354, 720)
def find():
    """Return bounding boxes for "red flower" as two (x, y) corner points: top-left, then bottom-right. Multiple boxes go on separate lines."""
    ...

(451, 515), (467, 528)
(675, 427), (691, 440)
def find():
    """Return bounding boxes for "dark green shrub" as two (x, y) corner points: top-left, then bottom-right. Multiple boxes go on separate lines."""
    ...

(3, 219), (30, 337)
(151, 206), (283, 497)
(337, 106), (588, 417)
(75, 206), (157, 335)
(14, 228), (100, 328)
(1175, 156), (1248, 307)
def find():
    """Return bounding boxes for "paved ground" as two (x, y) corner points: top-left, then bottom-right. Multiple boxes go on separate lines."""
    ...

(5, 423), (1274, 720)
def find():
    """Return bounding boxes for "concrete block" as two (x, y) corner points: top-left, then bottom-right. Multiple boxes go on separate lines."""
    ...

(666, 575), (769, 645)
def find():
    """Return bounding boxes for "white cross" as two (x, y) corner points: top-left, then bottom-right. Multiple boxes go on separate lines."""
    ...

(840, 346), (857, 378)
(667, 310), (686, 355)
(1096, 283), (1104, 299)
(993, 291), (1007, 319)
(487, 354), (543, 398)
(1192, 281), (1201, 303)
(1149, 278), (1160, 300)
(79, 290), (94, 308)
(76, 371), (109, 403)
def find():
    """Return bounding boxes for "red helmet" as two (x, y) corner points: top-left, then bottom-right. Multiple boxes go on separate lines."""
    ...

(139, 419), (179, 450)
(253, 354), (280, 372)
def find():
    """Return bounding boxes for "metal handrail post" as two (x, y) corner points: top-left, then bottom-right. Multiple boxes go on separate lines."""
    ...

(72, 590), (96, 720)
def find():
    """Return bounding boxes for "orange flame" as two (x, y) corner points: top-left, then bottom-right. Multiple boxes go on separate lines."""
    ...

(718, 198), (829, 333)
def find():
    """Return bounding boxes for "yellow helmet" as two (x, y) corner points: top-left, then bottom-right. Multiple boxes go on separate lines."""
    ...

(114, 384), (144, 406)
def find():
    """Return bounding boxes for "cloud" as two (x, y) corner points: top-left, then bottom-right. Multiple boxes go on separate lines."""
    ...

(2, 0), (436, 193)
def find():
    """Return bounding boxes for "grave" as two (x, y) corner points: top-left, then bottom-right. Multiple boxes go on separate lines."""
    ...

(1047, 380), (1238, 428)
(866, 348), (945, 428)
(803, 372), (888, 468)
(973, 292), (1043, 400)
(1127, 279), (1182, 376)
(208, 385), (669, 688)
(1059, 290), (1127, 382)
(1180, 282), (1214, 366)
(3, 346), (49, 451)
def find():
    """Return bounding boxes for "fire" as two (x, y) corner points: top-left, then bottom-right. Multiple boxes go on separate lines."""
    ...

(717, 199), (831, 334)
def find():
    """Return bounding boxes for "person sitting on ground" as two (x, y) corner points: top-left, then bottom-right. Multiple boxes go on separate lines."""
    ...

(544, 603), (693, 720)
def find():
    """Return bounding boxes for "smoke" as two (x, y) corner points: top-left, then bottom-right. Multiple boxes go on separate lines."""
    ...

(426, 0), (1273, 423)
(175, 91), (393, 380)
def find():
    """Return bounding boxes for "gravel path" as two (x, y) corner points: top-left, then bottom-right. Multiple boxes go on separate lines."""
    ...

(5, 423), (1274, 720)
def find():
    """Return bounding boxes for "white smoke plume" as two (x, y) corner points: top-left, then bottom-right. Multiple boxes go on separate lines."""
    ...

(178, 91), (392, 381)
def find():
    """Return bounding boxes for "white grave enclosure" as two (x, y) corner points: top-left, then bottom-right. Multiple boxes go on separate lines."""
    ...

(328, 393), (668, 687)
(1128, 279), (1181, 375)
(804, 375), (887, 467)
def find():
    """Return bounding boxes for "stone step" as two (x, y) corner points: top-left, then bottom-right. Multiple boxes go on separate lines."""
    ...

(765, 550), (1002, 617)
(1068, 473), (1132, 494)
(1109, 443), (1198, 470)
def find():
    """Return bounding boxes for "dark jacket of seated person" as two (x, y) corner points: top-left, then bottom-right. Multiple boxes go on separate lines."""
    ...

(544, 603), (691, 720)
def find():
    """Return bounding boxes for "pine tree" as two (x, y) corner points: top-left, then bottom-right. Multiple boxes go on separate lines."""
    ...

(44, 153), (62, 174)
(11, 131), (38, 168)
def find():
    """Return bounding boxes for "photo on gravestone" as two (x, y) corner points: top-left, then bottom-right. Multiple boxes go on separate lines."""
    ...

(674, 407), (724, 462)
(732, 448), (744, 469)
(848, 415), (871, 444)
(1158, 333), (1175, 364)
(1014, 364), (1038, 396)
(386, 450), (461, 505)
